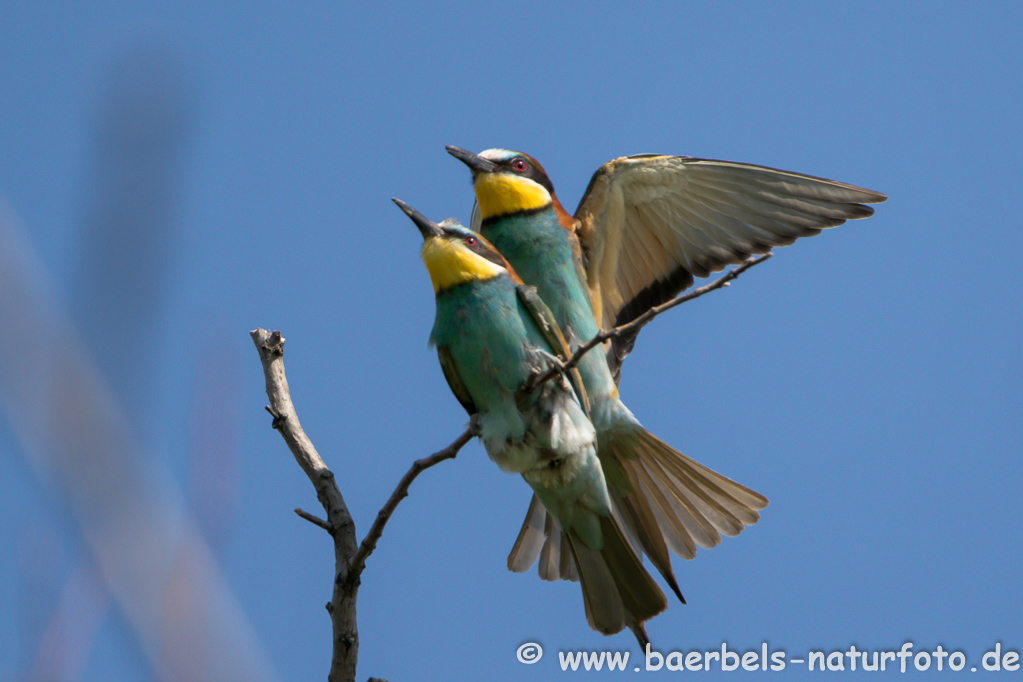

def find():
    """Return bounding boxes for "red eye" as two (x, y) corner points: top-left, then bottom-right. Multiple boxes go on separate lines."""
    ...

(513, 159), (527, 172)
(465, 236), (477, 245)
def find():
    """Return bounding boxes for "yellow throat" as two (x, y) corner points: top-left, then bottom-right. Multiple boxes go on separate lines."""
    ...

(421, 237), (504, 294)
(474, 172), (552, 220)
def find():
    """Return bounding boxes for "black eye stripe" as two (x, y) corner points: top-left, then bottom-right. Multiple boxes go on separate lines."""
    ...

(439, 226), (507, 268)
(465, 238), (507, 268)
(501, 157), (554, 194)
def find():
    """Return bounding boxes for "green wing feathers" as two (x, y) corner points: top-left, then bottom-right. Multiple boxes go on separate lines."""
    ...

(516, 284), (591, 415)
(436, 346), (477, 416)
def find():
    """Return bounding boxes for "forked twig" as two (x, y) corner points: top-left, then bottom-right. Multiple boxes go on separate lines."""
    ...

(522, 254), (773, 393)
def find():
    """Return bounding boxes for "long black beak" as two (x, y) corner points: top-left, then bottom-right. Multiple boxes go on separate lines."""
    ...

(446, 145), (498, 175)
(392, 198), (444, 239)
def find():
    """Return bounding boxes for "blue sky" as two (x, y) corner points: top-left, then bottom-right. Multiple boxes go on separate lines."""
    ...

(1, 1), (1020, 680)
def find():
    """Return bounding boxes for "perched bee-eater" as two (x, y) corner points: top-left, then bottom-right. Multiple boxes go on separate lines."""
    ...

(447, 145), (887, 601)
(393, 198), (667, 644)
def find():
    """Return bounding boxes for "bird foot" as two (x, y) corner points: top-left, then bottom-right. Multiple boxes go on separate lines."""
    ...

(468, 413), (484, 437)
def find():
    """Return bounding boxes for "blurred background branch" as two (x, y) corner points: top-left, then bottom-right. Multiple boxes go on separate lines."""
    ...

(0, 42), (275, 681)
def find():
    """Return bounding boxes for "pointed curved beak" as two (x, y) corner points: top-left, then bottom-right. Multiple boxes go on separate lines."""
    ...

(446, 145), (498, 175)
(392, 198), (444, 239)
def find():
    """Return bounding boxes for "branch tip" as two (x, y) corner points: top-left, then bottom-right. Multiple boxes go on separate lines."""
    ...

(295, 507), (333, 532)
(263, 405), (286, 430)
(263, 330), (285, 356)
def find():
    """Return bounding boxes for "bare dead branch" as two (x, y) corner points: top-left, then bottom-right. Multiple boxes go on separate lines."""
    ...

(521, 253), (773, 395)
(250, 328), (469, 682)
(251, 328), (359, 682)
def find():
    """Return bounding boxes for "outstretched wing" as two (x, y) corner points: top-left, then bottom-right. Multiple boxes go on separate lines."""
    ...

(436, 346), (476, 416)
(515, 284), (590, 416)
(574, 155), (887, 378)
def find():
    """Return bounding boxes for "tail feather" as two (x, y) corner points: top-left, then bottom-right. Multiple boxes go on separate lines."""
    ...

(640, 428), (768, 512)
(565, 515), (667, 641)
(567, 533), (624, 634)
(640, 454), (725, 549)
(644, 445), (746, 537)
(610, 461), (685, 602)
(626, 455), (698, 562)
(507, 498), (667, 643)
(538, 511), (577, 581)
(633, 428), (766, 536)
(599, 421), (768, 571)
(508, 494), (578, 581)
(506, 424), (765, 639)
(637, 437), (747, 536)
(508, 494), (546, 573)
(560, 527), (576, 581)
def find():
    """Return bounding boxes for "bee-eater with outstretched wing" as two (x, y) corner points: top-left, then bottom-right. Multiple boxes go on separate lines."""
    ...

(393, 198), (667, 645)
(447, 145), (886, 604)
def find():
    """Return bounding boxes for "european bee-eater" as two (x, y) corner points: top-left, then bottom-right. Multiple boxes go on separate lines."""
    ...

(394, 198), (667, 643)
(447, 145), (887, 603)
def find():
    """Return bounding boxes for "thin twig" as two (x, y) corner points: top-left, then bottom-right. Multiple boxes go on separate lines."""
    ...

(523, 254), (773, 393)
(295, 507), (332, 532)
(345, 428), (473, 588)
